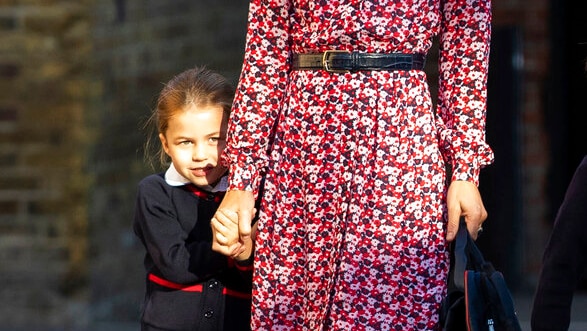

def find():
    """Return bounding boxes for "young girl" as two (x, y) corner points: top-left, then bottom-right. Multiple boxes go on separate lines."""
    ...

(133, 66), (254, 331)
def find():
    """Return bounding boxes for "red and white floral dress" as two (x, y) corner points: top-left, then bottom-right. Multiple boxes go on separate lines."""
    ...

(223, 1), (494, 330)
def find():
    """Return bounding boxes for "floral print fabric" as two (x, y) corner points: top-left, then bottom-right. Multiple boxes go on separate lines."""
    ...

(223, 0), (493, 330)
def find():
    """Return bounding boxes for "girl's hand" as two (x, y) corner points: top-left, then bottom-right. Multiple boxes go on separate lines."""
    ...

(211, 208), (244, 257)
(212, 190), (256, 253)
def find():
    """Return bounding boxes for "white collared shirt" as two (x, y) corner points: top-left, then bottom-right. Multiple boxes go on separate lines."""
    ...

(164, 163), (228, 192)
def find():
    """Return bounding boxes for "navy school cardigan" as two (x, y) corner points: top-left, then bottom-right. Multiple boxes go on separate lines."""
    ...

(133, 173), (253, 331)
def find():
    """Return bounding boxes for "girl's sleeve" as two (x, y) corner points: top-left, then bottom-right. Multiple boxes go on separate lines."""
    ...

(436, 0), (494, 185)
(233, 253), (255, 284)
(222, 0), (292, 194)
(133, 180), (227, 284)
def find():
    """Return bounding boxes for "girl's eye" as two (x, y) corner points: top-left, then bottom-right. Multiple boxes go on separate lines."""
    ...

(179, 140), (192, 145)
(209, 137), (220, 143)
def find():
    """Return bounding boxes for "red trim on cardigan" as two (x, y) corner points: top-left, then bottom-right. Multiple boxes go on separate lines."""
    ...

(185, 184), (225, 203)
(148, 273), (251, 299)
(227, 256), (254, 272)
(234, 260), (254, 272)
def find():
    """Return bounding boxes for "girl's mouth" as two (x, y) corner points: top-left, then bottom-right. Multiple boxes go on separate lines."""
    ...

(191, 166), (213, 177)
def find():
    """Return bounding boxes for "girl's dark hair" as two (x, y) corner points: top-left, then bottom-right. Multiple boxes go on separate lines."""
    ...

(143, 66), (234, 169)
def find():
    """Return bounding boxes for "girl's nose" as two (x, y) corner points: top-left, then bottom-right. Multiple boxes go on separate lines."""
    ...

(192, 144), (207, 161)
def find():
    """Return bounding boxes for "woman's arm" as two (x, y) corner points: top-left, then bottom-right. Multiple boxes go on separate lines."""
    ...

(437, 0), (494, 240)
(437, 0), (494, 185)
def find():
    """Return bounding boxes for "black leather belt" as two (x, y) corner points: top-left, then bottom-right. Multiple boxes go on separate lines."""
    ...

(291, 51), (426, 73)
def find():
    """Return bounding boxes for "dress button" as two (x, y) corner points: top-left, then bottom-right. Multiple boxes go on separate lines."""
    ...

(204, 310), (214, 318)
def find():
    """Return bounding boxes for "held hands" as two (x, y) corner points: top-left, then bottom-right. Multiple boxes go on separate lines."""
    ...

(211, 190), (256, 261)
(445, 180), (488, 241)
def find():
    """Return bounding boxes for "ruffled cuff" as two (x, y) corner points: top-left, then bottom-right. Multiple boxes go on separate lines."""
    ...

(450, 143), (494, 186)
(228, 162), (261, 194)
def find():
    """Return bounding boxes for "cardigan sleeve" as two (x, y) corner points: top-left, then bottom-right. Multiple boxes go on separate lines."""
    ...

(133, 176), (227, 284)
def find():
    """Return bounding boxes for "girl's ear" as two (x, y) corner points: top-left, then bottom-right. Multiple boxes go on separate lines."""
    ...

(159, 133), (170, 155)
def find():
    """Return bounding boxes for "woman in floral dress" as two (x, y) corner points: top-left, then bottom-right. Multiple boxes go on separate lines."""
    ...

(213, 1), (494, 330)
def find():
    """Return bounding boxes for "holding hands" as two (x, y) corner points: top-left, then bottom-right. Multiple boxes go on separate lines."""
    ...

(211, 190), (257, 261)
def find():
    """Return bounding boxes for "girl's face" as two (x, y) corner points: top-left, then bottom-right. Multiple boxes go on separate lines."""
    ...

(159, 104), (228, 188)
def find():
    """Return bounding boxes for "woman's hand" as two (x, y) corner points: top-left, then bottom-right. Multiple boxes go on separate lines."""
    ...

(445, 180), (488, 241)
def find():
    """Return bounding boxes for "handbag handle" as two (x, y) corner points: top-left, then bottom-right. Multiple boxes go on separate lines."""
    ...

(452, 219), (487, 290)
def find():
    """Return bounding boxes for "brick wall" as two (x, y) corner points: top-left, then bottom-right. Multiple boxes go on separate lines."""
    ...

(0, 1), (93, 328)
(493, 0), (552, 284)
(0, 0), (248, 329)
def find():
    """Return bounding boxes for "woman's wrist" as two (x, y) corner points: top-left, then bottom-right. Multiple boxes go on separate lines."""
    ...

(234, 246), (254, 264)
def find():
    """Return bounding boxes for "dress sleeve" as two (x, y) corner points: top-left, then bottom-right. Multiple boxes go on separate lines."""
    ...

(436, 0), (494, 185)
(222, 0), (292, 193)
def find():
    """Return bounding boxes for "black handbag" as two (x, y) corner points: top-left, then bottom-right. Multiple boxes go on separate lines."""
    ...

(440, 222), (522, 331)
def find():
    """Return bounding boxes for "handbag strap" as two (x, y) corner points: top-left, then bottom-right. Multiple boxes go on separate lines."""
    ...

(452, 219), (487, 290)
